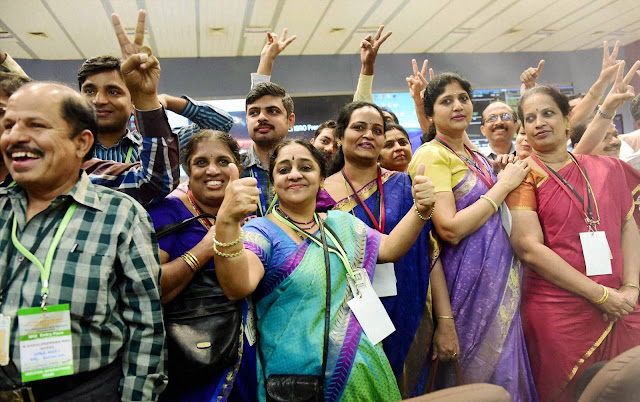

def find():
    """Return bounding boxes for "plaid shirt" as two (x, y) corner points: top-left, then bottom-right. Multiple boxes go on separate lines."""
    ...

(93, 96), (233, 163)
(83, 107), (180, 206)
(242, 144), (276, 217)
(0, 173), (167, 400)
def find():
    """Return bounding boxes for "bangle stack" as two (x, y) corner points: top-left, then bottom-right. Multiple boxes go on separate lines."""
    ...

(480, 195), (499, 213)
(213, 232), (244, 258)
(181, 251), (201, 272)
(414, 200), (435, 221)
(594, 285), (609, 305)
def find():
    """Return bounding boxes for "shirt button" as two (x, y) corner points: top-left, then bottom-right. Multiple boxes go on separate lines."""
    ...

(18, 256), (24, 262)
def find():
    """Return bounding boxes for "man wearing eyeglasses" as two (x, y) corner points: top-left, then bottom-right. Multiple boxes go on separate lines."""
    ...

(478, 101), (518, 160)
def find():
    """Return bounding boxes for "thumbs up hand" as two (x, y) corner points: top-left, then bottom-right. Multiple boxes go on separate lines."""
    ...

(412, 163), (435, 218)
(217, 163), (260, 224)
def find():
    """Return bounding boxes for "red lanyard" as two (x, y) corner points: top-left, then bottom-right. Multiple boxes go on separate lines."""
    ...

(342, 167), (385, 233)
(435, 136), (495, 189)
(530, 153), (600, 230)
(187, 189), (214, 230)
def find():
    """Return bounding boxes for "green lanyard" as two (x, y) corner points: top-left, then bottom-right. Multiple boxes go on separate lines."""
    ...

(11, 202), (78, 307)
(124, 145), (134, 163)
(272, 208), (355, 280)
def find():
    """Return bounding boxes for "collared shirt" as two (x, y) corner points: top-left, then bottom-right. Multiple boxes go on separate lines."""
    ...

(241, 144), (275, 216)
(83, 107), (180, 206)
(0, 173), (167, 400)
(93, 96), (233, 163)
(477, 142), (516, 160)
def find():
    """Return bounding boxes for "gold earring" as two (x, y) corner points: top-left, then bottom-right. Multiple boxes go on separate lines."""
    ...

(336, 140), (342, 148)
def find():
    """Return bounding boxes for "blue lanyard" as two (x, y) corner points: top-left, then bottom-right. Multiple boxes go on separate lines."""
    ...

(249, 167), (278, 217)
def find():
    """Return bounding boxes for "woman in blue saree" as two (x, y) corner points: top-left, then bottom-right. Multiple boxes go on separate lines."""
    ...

(212, 139), (435, 401)
(317, 102), (456, 398)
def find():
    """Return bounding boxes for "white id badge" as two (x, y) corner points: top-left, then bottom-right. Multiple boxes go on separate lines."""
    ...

(372, 263), (397, 297)
(580, 231), (613, 276)
(347, 272), (395, 345)
(500, 202), (512, 236)
(0, 314), (11, 366)
(245, 298), (257, 346)
(18, 304), (74, 382)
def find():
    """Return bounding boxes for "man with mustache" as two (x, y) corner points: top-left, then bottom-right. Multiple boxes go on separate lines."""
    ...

(571, 120), (622, 158)
(478, 101), (518, 160)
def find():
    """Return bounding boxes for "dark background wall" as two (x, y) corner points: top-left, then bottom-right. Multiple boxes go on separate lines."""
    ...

(15, 42), (640, 132)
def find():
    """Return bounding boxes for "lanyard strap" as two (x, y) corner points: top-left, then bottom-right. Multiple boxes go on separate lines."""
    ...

(250, 168), (278, 217)
(531, 153), (600, 230)
(11, 202), (78, 304)
(435, 136), (495, 189)
(186, 189), (214, 229)
(124, 144), (134, 164)
(272, 209), (355, 279)
(341, 167), (385, 233)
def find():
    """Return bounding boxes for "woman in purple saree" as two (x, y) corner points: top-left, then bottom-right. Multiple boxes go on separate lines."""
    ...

(408, 73), (537, 401)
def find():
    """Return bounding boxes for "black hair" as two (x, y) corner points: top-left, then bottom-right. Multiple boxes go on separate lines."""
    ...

(422, 72), (473, 117)
(313, 120), (336, 139)
(268, 139), (327, 183)
(381, 107), (400, 124)
(0, 72), (31, 98)
(245, 82), (294, 116)
(518, 85), (571, 129)
(328, 101), (386, 176)
(77, 55), (122, 90)
(59, 92), (98, 161)
(569, 121), (589, 147)
(385, 123), (409, 140)
(182, 130), (242, 176)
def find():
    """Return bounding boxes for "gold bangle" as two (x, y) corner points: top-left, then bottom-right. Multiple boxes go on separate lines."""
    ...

(213, 243), (244, 258)
(414, 201), (427, 221)
(181, 252), (200, 271)
(622, 283), (640, 291)
(437, 315), (454, 320)
(588, 87), (603, 100)
(480, 195), (499, 213)
(594, 285), (609, 305)
(212, 232), (243, 248)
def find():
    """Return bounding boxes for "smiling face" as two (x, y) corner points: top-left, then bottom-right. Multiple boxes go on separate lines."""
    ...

(245, 95), (294, 148)
(80, 69), (133, 136)
(1, 84), (91, 196)
(521, 93), (570, 154)
(272, 143), (324, 209)
(341, 106), (385, 167)
(593, 122), (621, 158)
(432, 81), (473, 137)
(480, 102), (517, 151)
(515, 125), (531, 159)
(186, 137), (237, 207)
(379, 128), (412, 172)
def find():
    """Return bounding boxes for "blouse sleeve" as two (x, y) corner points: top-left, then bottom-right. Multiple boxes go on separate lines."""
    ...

(409, 144), (455, 193)
(242, 219), (273, 269)
(506, 173), (537, 211)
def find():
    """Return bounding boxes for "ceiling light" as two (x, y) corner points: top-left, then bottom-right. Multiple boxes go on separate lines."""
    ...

(244, 26), (271, 37)
(27, 31), (48, 39)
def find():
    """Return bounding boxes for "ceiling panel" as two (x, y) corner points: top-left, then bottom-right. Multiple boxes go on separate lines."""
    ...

(384, 0), (448, 53)
(1, 0), (81, 59)
(241, 0), (279, 56)
(199, 0), (247, 57)
(276, 0), (331, 56)
(145, 0), (197, 58)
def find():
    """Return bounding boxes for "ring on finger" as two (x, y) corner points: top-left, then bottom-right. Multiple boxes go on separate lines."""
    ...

(452, 352), (458, 358)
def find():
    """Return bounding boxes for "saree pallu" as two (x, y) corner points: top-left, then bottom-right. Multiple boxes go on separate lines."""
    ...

(440, 164), (537, 402)
(243, 211), (401, 402)
(507, 155), (640, 401)
(317, 171), (434, 398)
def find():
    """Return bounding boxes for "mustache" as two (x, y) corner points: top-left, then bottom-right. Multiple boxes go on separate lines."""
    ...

(603, 143), (621, 152)
(254, 123), (275, 132)
(5, 145), (45, 158)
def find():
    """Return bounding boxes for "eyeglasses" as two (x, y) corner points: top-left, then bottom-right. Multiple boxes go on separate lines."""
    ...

(483, 113), (514, 124)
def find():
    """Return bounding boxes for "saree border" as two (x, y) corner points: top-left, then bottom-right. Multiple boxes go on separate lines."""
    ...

(333, 170), (397, 212)
(550, 321), (614, 401)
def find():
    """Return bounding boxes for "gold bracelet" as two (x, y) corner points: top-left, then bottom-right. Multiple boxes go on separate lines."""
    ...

(181, 252), (200, 271)
(213, 243), (244, 258)
(437, 315), (454, 320)
(594, 285), (609, 305)
(588, 87), (603, 100)
(414, 201), (427, 221)
(212, 232), (243, 248)
(479, 195), (499, 213)
(622, 283), (640, 291)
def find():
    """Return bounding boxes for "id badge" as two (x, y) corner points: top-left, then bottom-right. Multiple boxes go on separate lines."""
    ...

(347, 270), (395, 345)
(0, 314), (11, 366)
(579, 231), (613, 276)
(18, 304), (73, 382)
(500, 202), (512, 236)
(372, 263), (397, 298)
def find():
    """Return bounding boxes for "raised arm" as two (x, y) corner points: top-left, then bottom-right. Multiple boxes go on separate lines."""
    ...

(213, 164), (264, 300)
(406, 58), (433, 133)
(250, 28), (297, 88)
(519, 59), (544, 95)
(354, 25), (391, 102)
(570, 41), (621, 126)
(510, 209), (635, 320)
(0, 50), (30, 79)
(574, 60), (639, 155)
(378, 164), (434, 261)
